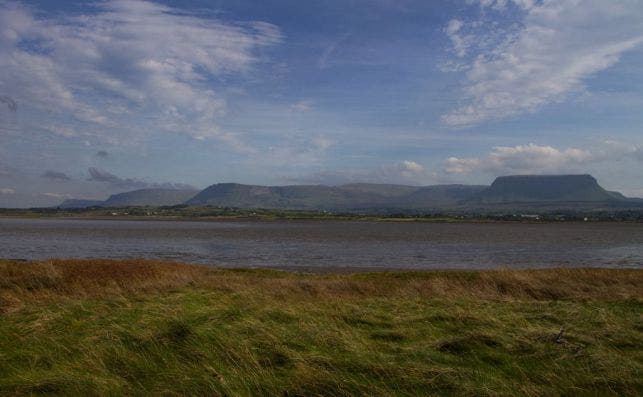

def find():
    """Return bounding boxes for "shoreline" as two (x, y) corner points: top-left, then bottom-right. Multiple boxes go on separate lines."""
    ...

(1, 214), (639, 224)
(2, 257), (642, 276)
(2, 257), (642, 273)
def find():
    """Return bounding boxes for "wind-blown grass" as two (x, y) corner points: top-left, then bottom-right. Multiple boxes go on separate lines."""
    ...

(1, 259), (641, 396)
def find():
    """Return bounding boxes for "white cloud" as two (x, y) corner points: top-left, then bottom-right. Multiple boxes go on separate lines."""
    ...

(444, 141), (642, 175)
(0, 188), (16, 194)
(43, 192), (71, 199)
(396, 160), (425, 176)
(469, 0), (536, 11)
(0, 0), (281, 145)
(445, 19), (469, 57)
(443, 0), (643, 127)
(311, 136), (335, 150)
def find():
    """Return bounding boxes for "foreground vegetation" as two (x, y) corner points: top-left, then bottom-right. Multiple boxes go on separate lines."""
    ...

(0, 260), (641, 396)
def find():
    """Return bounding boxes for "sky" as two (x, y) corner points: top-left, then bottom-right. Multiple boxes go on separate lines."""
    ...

(1, 0), (642, 207)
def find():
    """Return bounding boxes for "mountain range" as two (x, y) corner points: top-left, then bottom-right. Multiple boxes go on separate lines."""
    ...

(58, 174), (642, 212)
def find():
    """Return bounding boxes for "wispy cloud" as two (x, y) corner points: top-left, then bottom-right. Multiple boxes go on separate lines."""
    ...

(317, 33), (350, 69)
(260, 134), (337, 168)
(0, 0), (281, 146)
(442, 0), (643, 127)
(87, 167), (195, 190)
(0, 161), (13, 177)
(290, 100), (314, 113)
(0, 95), (18, 132)
(42, 170), (71, 181)
(0, 96), (17, 112)
(95, 150), (109, 159)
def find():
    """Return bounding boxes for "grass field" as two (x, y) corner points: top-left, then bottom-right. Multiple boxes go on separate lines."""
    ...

(0, 259), (641, 396)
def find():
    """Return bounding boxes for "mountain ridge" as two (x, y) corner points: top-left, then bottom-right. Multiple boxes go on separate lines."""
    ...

(57, 174), (641, 211)
(185, 183), (488, 210)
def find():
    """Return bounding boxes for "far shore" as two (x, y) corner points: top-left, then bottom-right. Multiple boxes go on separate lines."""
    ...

(0, 214), (558, 223)
(1, 212), (639, 223)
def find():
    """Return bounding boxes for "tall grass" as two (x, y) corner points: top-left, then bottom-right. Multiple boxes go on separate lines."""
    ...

(1, 259), (641, 396)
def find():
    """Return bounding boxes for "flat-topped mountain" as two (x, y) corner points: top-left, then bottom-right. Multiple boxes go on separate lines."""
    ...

(471, 174), (620, 203)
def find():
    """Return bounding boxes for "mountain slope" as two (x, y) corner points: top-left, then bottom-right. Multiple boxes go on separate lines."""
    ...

(58, 199), (105, 209)
(402, 185), (488, 208)
(58, 189), (198, 208)
(186, 183), (355, 209)
(103, 188), (199, 207)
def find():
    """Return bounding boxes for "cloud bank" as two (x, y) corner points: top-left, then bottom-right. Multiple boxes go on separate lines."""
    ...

(445, 141), (643, 175)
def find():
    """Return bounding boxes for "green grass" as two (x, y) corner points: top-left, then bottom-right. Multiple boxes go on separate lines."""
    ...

(0, 260), (641, 396)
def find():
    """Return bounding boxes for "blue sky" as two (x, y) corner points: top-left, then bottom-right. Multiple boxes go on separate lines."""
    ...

(1, 0), (642, 206)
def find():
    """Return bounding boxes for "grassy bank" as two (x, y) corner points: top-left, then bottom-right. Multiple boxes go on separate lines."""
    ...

(0, 260), (641, 396)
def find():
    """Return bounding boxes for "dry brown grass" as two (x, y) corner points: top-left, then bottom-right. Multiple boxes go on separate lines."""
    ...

(1, 259), (641, 313)
(1, 259), (641, 396)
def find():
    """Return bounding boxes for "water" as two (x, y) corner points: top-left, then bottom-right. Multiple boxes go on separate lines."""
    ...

(0, 218), (641, 270)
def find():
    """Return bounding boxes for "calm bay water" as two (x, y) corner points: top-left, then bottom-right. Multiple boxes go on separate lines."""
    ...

(0, 218), (641, 270)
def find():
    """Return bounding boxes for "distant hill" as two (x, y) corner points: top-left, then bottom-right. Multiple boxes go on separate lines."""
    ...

(470, 175), (619, 203)
(58, 199), (105, 209)
(186, 183), (487, 210)
(187, 183), (355, 209)
(58, 188), (198, 209)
